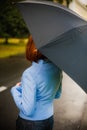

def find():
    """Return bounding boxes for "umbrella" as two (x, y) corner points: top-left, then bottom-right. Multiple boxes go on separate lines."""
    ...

(16, 0), (87, 93)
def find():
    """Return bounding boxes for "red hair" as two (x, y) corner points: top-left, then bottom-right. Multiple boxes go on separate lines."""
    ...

(26, 35), (46, 62)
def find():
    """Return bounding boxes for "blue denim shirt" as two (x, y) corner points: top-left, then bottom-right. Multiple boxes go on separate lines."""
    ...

(11, 60), (62, 121)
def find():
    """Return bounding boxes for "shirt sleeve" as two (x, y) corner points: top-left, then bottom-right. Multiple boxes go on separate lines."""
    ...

(11, 70), (36, 116)
(55, 83), (62, 99)
(55, 70), (62, 99)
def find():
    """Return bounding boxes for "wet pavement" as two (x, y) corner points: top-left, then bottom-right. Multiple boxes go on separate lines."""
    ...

(54, 72), (87, 130)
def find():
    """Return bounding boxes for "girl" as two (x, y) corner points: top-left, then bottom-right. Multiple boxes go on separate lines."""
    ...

(11, 35), (62, 130)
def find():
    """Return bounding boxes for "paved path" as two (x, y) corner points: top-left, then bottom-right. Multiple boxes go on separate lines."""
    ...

(54, 72), (87, 130)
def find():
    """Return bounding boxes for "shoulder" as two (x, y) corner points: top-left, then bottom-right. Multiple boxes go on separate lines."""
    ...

(21, 62), (39, 84)
(21, 68), (36, 89)
(22, 61), (39, 76)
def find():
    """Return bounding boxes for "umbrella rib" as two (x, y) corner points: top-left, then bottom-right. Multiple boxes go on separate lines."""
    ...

(40, 24), (87, 48)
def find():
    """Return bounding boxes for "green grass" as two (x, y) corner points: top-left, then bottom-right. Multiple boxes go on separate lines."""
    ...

(0, 38), (28, 58)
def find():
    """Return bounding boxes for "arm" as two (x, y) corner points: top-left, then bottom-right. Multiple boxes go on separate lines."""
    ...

(11, 70), (36, 116)
(55, 70), (63, 99)
(55, 83), (62, 99)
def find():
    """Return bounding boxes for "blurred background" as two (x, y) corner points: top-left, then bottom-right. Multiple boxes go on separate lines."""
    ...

(0, 0), (87, 58)
(0, 0), (87, 130)
(0, 0), (77, 59)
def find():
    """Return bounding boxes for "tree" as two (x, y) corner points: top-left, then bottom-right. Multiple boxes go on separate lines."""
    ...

(0, 0), (29, 44)
(51, 0), (73, 7)
(0, 0), (73, 44)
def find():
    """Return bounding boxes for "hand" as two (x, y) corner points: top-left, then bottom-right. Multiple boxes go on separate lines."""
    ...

(16, 82), (21, 86)
(15, 82), (22, 93)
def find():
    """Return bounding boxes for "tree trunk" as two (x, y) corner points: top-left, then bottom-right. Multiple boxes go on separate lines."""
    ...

(4, 38), (8, 44)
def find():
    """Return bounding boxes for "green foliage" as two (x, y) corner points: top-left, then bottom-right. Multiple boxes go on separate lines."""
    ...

(57, 0), (63, 4)
(0, 0), (29, 38)
(0, 0), (72, 40)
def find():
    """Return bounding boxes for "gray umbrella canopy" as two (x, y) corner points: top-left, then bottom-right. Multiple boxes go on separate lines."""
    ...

(17, 0), (87, 93)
